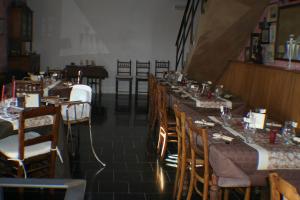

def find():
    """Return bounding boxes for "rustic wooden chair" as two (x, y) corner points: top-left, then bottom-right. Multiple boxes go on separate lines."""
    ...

(156, 84), (177, 160)
(0, 106), (61, 178)
(135, 60), (150, 99)
(155, 60), (170, 79)
(173, 104), (188, 200)
(186, 117), (251, 200)
(15, 80), (44, 97)
(116, 60), (133, 95)
(186, 117), (211, 200)
(147, 74), (158, 134)
(269, 173), (300, 200)
(60, 84), (105, 166)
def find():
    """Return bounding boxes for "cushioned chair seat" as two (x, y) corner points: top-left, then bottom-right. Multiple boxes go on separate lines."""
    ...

(0, 131), (51, 159)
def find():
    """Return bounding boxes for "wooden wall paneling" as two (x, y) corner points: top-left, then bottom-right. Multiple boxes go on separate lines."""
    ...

(286, 73), (300, 124)
(219, 61), (300, 125)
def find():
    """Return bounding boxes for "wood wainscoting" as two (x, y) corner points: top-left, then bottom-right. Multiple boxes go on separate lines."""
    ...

(218, 61), (300, 124)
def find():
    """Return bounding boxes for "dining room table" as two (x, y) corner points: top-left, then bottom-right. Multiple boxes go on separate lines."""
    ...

(163, 80), (300, 199)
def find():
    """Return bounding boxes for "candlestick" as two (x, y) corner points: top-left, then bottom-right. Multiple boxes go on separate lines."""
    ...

(1, 85), (5, 102)
(12, 80), (16, 99)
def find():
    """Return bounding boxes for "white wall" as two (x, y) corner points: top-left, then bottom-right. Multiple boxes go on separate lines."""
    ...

(27, 0), (183, 93)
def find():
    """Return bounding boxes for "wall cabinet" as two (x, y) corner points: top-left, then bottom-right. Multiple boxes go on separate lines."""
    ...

(8, 3), (39, 73)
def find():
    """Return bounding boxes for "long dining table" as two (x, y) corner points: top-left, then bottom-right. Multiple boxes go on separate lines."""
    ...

(163, 81), (300, 198)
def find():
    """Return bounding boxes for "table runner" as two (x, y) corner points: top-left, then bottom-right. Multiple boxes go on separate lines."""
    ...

(209, 116), (300, 170)
(169, 84), (232, 109)
(43, 80), (62, 97)
(0, 115), (53, 131)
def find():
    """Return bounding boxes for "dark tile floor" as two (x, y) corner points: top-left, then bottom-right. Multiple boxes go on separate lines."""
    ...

(71, 94), (177, 200)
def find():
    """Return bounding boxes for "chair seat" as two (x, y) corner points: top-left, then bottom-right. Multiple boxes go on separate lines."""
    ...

(61, 104), (90, 121)
(136, 76), (148, 80)
(116, 75), (133, 79)
(0, 132), (51, 159)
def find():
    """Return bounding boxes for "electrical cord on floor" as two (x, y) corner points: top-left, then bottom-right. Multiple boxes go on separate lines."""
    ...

(89, 120), (106, 167)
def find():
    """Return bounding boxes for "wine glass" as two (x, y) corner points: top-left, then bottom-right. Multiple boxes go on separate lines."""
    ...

(244, 112), (256, 143)
(282, 121), (296, 145)
(220, 106), (232, 127)
(214, 85), (223, 98)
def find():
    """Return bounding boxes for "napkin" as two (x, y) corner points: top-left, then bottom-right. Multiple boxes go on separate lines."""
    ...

(194, 120), (215, 127)
(212, 133), (234, 142)
(293, 137), (300, 143)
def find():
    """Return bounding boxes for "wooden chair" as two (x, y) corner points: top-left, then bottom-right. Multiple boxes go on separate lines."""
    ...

(186, 117), (210, 200)
(60, 84), (105, 166)
(0, 106), (61, 178)
(116, 60), (133, 95)
(156, 84), (177, 160)
(15, 80), (44, 97)
(186, 117), (251, 200)
(135, 60), (150, 99)
(269, 173), (300, 200)
(155, 60), (170, 78)
(147, 74), (158, 134)
(173, 104), (188, 200)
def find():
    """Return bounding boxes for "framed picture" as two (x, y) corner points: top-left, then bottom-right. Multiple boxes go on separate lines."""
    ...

(263, 44), (275, 64)
(250, 33), (261, 61)
(269, 23), (276, 43)
(244, 47), (251, 63)
(267, 4), (278, 22)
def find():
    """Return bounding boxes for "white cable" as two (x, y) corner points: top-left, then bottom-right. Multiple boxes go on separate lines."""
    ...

(89, 120), (106, 167)
(50, 146), (64, 164)
(8, 158), (27, 178)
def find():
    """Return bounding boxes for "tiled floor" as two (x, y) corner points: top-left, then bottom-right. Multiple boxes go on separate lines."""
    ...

(71, 94), (176, 200)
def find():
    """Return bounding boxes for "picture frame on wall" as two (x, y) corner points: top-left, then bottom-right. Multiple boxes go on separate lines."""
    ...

(250, 33), (261, 61)
(263, 44), (275, 64)
(244, 47), (251, 63)
(269, 23), (277, 43)
(267, 4), (278, 22)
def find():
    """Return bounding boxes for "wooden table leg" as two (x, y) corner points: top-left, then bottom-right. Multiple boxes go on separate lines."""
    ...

(210, 174), (220, 200)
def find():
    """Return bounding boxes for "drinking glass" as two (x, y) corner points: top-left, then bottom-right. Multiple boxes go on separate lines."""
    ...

(244, 112), (256, 143)
(220, 106), (232, 127)
(282, 121), (296, 145)
(214, 85), (223, 98)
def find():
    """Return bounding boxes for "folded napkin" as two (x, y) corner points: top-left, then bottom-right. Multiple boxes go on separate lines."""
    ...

(212, 133), (234, 142)
(194, 120), (215, 127)
(265, 122), (282, 128)
(293, 137), (300, 143)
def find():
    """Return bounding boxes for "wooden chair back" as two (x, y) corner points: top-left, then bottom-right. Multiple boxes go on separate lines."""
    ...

(15, 80), (44, 97)
(136, 61), (150, 77)
(187, 117), (210, 199)
(155, 60), (170, 78)
(117, 60), (132, 76)
(269, 173), (300, 200)
(18, 106), (61, 177)
(157, 84), (168, 126)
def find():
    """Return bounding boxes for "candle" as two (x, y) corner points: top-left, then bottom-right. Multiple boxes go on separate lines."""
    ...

(77, 70), (82, 84)
(1, 85), (5, 102)
(12, 80), (16, 99)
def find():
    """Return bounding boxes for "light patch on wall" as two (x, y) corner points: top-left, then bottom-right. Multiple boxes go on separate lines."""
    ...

(59, 0), (109, 56)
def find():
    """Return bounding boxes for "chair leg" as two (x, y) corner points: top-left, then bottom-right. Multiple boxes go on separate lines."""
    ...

(67, 123), (75, 156)
(177, 156), (186, 200)
(157, 133), (162, 154)
(223, 189), (229, 200)
(187, 163), (195, 200)
(160, 134), (168, 160)
(49, 150), (56, 178)
(244, 187), (251, 200)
